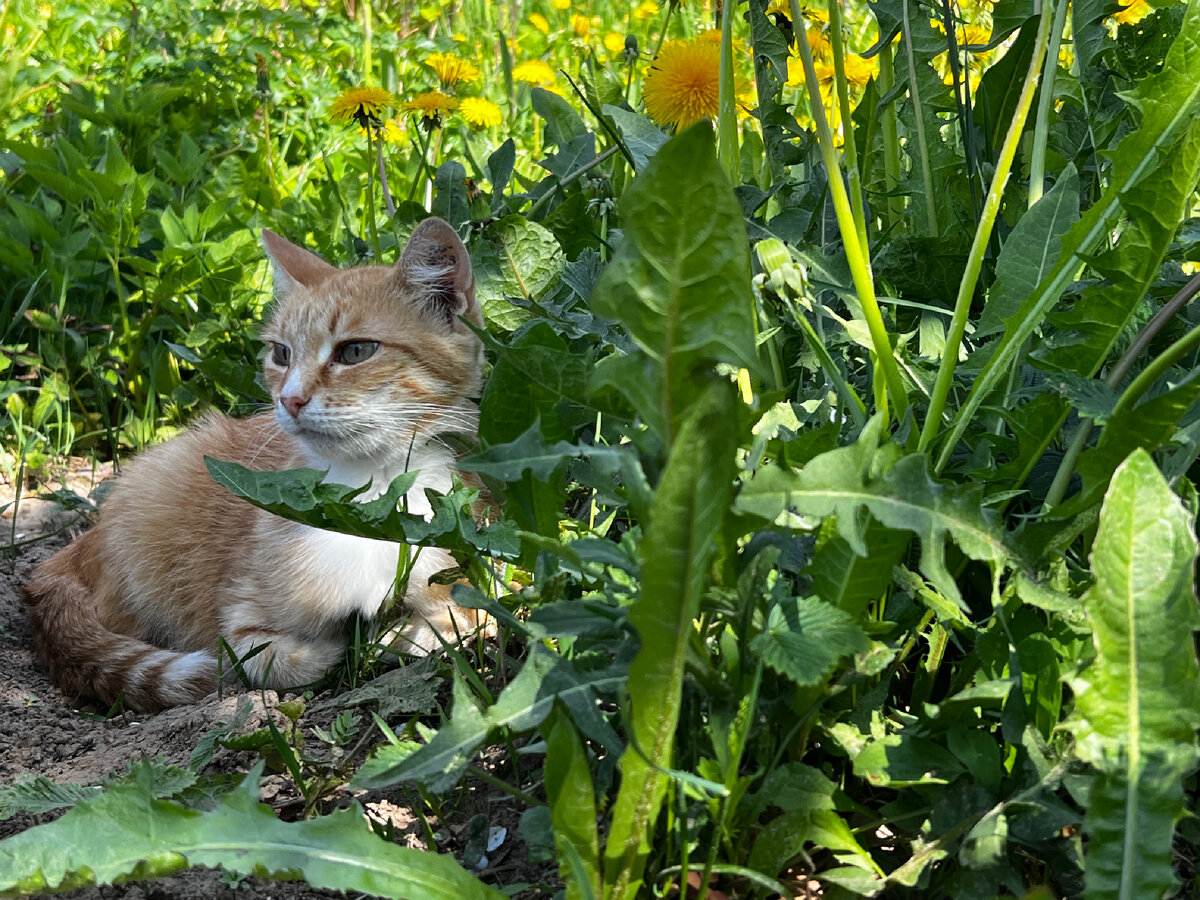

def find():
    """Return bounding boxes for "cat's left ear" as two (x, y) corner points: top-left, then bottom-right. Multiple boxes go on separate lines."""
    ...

(262, 229), (338, 299)
(396, 217), (479, 328)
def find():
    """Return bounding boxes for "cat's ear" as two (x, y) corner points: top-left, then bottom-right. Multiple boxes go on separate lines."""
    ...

(395, 217), (479, 328)
(262, 229), (338, 298)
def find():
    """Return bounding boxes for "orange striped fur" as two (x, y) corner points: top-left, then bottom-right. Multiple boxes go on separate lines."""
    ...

(22, 218), (488, 711)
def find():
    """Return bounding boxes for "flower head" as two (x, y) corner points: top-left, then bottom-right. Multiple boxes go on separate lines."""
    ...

(403, 91), (459, 129)
(1110, 0), (1151, 24)
(513, 59), (557, 85)
(604, 31), (626, 56)
(329, 86), (395, 129)
(571, 14), (590, 37)
(460, 96), (503, 129)
(642, 37), (721, 131)
(529, 12), (550, 33)
(842, 54), (877, 87)
(426, 51), (481, 87)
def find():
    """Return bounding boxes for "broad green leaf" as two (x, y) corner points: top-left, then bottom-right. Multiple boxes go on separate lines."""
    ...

(545, 708), (601, 900)
(975, 165), (1080, 337)
(750, 596), (870, 686)
(204, 460), (519, 559)
(459, 420), (577, 482)
(600, 106), (668, 172)
(808, 517), (910, 616)
(589, 125), (761, 443)
(0, 764), (502, 899)
(938, 0), (1200, 470)
(737, 420), (1016, 608)
(531, 87), (588, 148)
(473, 215), (564, 330)
(1069, 450), (1200, 899)
(603, 379), (739, 900)
(354, 647), (626, 793)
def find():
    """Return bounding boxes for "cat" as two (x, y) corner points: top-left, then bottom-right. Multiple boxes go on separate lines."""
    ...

(22, 216), (490, 712)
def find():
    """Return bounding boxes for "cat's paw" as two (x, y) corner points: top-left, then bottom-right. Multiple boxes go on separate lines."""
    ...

(385, 603), (492, 656)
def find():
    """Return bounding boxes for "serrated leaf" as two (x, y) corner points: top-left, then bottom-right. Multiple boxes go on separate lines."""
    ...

(601, 105), (669, 172)
(751, 596), (870, 686)
(737, 419), (1015, 608)
(588, 125), (761, 443)
(473, 215), (564, 330)
(353, 646), (626, 793)
(0, 764), (502, 899)
(1068, 449), (1200, 899)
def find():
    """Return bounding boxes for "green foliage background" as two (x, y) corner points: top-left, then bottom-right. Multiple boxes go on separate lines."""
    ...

(3, 0), (1200, 897)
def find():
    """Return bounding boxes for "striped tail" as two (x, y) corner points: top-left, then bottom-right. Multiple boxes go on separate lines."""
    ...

(21, 532), (217, 712)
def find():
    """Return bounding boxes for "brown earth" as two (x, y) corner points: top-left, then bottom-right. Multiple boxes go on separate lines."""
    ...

(0, 462), (540, 899)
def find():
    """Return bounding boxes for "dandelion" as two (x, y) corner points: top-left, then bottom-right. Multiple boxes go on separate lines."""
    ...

(529, 12), (550, 34)
(806, 26), (832, 59)
(403, 90), (459, 129)
(604, 31), (625, 55)
(328, 86), (396, 129)
(551, 0), (570, 8)
(460, 96), (503, 129)
(425, 51), (480, 87)
(1111, 0), (1151, 24)
(513, 59), (557, 85)
(842, 54), (877, 88)
(381, 118), (407, 143)
(634, 0), (659, 20)
(642, 37), (721, 131)
(572, 14), (590, 37)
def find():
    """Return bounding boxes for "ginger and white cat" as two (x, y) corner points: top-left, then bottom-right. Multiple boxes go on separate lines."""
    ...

(22, 217), (488, 711)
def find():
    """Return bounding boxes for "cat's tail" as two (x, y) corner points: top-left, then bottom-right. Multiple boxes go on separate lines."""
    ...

(21, 531), (217, 712)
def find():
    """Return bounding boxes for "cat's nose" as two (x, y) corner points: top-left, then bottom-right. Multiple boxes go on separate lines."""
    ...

(281, 394), (309, 418)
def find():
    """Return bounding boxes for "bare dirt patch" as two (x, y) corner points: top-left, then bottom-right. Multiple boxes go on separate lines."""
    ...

(0, 464), (540, 898)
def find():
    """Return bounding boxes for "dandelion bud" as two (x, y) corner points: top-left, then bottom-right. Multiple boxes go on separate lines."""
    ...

(622, 34), (639, 66)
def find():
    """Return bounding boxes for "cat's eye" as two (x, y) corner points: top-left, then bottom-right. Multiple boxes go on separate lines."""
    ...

(335, 340), (379, 365)
(270, 342), (291, 366)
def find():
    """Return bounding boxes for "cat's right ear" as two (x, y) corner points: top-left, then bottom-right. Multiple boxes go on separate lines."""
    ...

(262, 230), (338, 299)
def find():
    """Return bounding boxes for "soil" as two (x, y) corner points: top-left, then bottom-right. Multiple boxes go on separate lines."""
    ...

(0, 462), (544, 899)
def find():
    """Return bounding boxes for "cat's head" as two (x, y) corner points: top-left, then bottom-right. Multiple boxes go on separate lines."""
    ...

(259, 218), (483, 463)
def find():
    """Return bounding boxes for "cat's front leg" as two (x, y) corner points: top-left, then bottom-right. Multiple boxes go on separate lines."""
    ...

(386, 547), (492, 654)
(217, 600), (345, 690)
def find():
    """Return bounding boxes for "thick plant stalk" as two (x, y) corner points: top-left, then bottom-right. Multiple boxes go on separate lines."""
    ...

(1029, 0), (1070, 207)
(828, 0), (868, 250)
(877, 42), (905, 230)
(901, 0), (939, 236)
(790, 0), (909, 421)
(919, 3), (1055, 457)
(717, 0), (739, 183)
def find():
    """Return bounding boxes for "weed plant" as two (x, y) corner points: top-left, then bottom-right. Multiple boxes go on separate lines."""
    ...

(3, 0), (1200, 897)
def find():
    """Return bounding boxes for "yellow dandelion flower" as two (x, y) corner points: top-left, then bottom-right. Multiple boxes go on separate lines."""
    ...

(642, 37), (721, 131)
(328, 86), (395, 128)
(1110, 0), (1151, 24)
(806, 26), (832, 59)
(634, 0), (660, 20)
(425, 51), (481, 87)
(959, 24), (992, 47)
(460, 96), (503, 129)
(529, 12), (550, 34)
(381, 117), (407, 143)
(604, 31), (625, 55)
(801, 6), (829, 23)
(572, 14), (590, 37)
(766, 0), (791, 19)
(403, 91), (458, 129)
(843, 54), (877, 88)
(513, 59), (557, 84)
(552, 0), (570, 8)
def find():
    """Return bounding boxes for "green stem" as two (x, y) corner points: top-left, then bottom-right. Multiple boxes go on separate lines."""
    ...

(921, 1), (1054, 462)
(1043, 271), (1200, 507)
(829, 0), (868, 250)
(525, 144), (621, 218)
(877, 41), (905, 230)
(717, 0), (739, 182)
(901, 0), (939, 235)
(364, 127), (381, 258)
(1029, 0), (1069, 207)
(791, 0), (909, 421)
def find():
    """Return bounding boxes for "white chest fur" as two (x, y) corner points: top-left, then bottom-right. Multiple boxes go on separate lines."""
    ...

(282, 441), (457, 622)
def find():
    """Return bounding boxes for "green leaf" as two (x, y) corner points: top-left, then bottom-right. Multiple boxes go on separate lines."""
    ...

(976, 165), (1080, 338)
(531, 87), (588, 148)
(602, 379), (739, 900)
(808, 518), (911, 617)
(545, 708), (601, 900)
(737, 419), (1016, 608)
(939, 1), (1200, 469)
(750, 596), (870, 686)
(600, 105), (668, 172)
(354, 647), (626, 793)
(589, 125), (761, 443)
(0, 764), (502, 899)
(473, 215), (564, 331)
(1068, 449), (1200, 899)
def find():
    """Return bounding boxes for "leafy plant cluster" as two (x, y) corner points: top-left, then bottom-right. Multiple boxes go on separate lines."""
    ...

(4, 0), (1200, 897)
